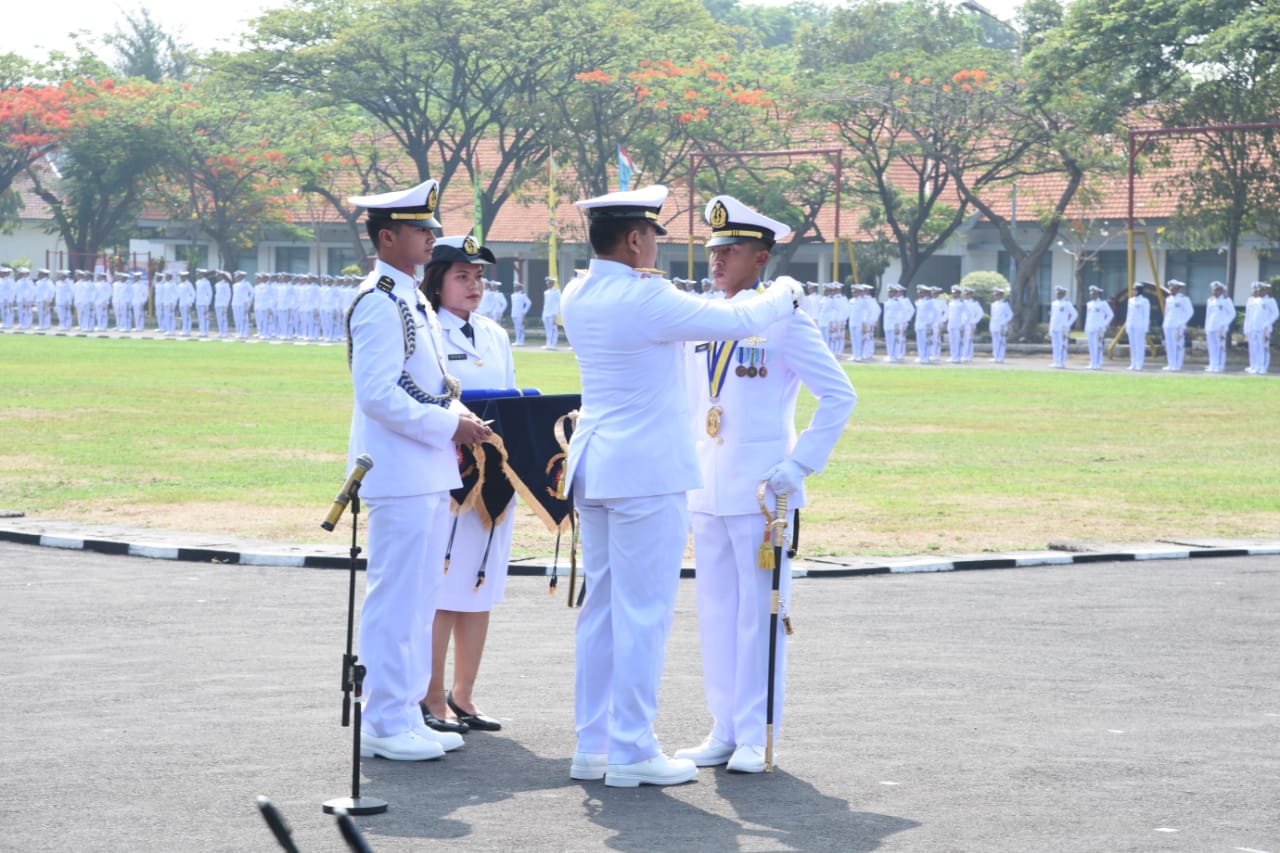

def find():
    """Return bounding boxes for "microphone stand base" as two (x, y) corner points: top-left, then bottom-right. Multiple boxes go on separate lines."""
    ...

(323, 796), (388, 816)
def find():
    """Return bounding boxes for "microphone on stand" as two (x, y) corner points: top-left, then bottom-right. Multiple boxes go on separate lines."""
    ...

(321, 454), (373, 531)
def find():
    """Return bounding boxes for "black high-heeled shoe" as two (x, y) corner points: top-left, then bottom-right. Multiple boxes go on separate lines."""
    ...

(421, 704), (470, 734)
(447, 691), (502, 731)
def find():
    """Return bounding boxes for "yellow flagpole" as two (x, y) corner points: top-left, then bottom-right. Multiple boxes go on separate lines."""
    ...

(547, 156), (559, 283)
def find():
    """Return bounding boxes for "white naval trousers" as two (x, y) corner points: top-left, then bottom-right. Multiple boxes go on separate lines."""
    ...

(948, 325), (962, 362)
(543, 314), (559, 347)
(1087, 329), (1105, 369)
(992, 328), (1008, 362)
(691, 512), (790, 751)
(1127, 327), (1146, 369)
(861, 326), (876, 361)
(1051, 329), (1069, 366)
(1206, 329), (1226, 372)
(1247, 331), (1267, 373)
(1164, 326), (1185, 370)
(359, 492), (450, 737)
(573, 477), (687, 765)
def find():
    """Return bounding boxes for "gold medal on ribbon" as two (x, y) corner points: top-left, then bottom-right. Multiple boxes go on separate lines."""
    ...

(704, 339), (737, 439)
(706, 404), (723, 437)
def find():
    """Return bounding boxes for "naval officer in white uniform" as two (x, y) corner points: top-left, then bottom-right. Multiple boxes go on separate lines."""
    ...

(1160, 279), (1193, 371)
(420, 236), (514, 737)
(344, 179), (491, 762)
(1083, 285), (1114, 369)
(1125, 282), (1152, 370)
(560, 184), (806, 788)
(677, 196), (855, 774)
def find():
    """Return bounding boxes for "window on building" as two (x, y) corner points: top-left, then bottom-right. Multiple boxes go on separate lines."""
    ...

(275, 246), (311, 273)
(1164, 249), (1226, 303)
(326, 247), (364, 275)
(915, 255), (962, 289)
(1257, 250), (1280, 282)
(1080, 250), (1129, 298)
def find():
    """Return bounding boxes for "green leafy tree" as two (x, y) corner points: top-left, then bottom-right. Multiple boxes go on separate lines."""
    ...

(1041, 0), (1280, 291)
(282, 106), (403, 265)
(107, 7), (194, 82)
(229, 0), (681, 236)
(24, 78), (168, 265)
(151, 78), (304, 268)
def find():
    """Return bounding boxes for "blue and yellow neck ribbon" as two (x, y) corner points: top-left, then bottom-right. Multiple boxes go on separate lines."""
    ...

(707, 339), (738, 401)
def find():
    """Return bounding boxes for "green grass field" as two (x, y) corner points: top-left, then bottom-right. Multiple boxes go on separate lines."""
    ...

(1, 334), (1276, 556)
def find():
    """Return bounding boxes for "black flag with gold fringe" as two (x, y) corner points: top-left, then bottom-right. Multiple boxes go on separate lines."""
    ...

(460, 392), (580, 534)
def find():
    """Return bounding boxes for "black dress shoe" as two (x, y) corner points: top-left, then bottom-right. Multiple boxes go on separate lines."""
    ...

(421, 705), (470, 734)
(447, 691), (502, 732)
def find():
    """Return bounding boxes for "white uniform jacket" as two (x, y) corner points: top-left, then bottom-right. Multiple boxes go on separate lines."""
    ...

(883, 295), (915, 330)
(1162, 293), (1193, 331)
(1126, 295), (1150, 334)
(1084, 298), (1114, 332)
(510, 291), (531, 320)
(561, 259), (797, 501)
(541, 286), (561, 319)
(686, 292), (855, 517)
(437, 310), (517, 390)
(1204, 295), (1234, 334)
(989, 300), (1014, 333)
(346, 260), (466, 499)
(1049, 298), (1078, 332)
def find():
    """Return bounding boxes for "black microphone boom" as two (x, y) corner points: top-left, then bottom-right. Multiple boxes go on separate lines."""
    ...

(321, 454), (374, 531)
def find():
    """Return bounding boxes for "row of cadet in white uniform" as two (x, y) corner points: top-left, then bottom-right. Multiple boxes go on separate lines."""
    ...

(720, 276), (1277, 372)
(706, 280), (1009, 365)
(0, 264), (576, 348)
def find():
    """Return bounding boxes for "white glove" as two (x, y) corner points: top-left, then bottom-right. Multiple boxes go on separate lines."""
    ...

(764, 459), (809, 496)
(771, 275), (804, 309)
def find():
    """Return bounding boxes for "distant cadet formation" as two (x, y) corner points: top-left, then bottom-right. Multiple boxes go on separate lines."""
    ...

(0, 266), (532, 346)
(672, 275), (1277, 374)
(1, 263), (1275, 372)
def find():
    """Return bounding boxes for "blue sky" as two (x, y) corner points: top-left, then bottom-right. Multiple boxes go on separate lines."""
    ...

(9, 0), (1025, 65)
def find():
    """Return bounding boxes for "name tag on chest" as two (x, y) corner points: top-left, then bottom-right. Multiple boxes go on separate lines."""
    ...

(448, 353), (468, 361)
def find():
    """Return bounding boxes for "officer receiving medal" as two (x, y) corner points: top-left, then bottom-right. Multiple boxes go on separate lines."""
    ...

(677, 194), (856, 774)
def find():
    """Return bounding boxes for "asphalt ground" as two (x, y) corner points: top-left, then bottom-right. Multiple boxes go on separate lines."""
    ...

(3, 540), (1277, 853)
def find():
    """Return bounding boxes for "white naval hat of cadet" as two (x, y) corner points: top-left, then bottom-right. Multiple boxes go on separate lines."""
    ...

(1088, 285), (1103, 293)
(348, 179), (442, 229)
(703, 194), (792, 248)
(1166, 278), (1185, 289)
(575, 184), (669, 236)
(1210, 280), (1225, 291)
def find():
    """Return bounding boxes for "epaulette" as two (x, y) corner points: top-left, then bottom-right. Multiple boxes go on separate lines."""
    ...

(376, 276), (395, 294)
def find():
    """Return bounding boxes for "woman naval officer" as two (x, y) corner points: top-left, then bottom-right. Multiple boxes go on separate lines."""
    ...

(419, 236), (516, 734)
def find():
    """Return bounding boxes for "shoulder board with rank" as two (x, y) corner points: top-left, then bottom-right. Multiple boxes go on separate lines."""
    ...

(376, 276), (395, 294)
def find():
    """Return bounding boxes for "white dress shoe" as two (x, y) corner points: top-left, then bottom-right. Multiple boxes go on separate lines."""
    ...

(726, 744), (768, 773)
(604, 754), (698, 788)
(360, 729), (445, 761)
(569, 751), (608, 781)
(727, 742), (762, 768)
(674, 735), (735, 767)
(412, 717), (465, 752)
